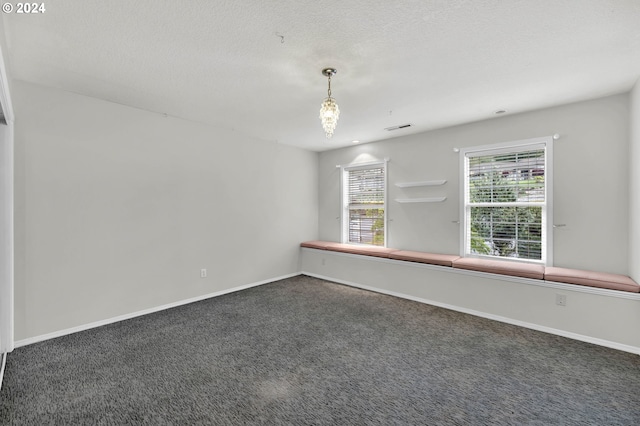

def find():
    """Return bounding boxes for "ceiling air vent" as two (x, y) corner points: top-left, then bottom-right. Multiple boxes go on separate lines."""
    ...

(384, 123), (412, 131)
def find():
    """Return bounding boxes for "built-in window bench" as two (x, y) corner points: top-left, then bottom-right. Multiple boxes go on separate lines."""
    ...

(300, 240), (640, 354)
(300, 241), (639, 293)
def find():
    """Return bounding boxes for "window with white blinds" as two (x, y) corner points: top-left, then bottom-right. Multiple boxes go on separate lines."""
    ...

(462, 137), (552, 264)
(342, 163), (386, 246)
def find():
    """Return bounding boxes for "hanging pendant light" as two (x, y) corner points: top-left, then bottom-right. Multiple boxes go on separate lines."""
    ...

(319, 68), (340, 138)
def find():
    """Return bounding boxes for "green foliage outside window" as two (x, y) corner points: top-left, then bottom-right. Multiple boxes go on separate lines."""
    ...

(469, 170), (543, 260)
(369, 208), (384, 246)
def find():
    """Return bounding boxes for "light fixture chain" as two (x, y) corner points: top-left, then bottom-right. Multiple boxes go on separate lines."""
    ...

(327, 75), (332, 98)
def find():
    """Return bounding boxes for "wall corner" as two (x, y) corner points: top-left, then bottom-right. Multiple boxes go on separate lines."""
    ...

(629, 78), (640, 282)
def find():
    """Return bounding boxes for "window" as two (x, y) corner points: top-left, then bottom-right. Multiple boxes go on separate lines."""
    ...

(342, 162), (386, 246)
(461, 137), (552, 264)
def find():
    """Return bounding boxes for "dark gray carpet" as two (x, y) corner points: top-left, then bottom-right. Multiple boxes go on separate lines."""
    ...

(0, 275), (639, 425)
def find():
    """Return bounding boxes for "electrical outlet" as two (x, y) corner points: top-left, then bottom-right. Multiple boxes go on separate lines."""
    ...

(556, 294), (567, 307)
(200, 268), (207, 278)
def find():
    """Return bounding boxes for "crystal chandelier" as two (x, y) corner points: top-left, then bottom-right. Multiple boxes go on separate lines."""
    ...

(319, 68), (339, 138)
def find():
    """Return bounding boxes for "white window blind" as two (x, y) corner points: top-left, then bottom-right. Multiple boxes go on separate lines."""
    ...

(343, 164), (386, 246)
(463, 140), (551, 263)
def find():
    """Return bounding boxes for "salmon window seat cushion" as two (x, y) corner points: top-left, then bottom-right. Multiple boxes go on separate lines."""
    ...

(452, 257), (545, 280)
(300, 241), (639, 293)
(300, 241), (396, 258)
(388, 250), (460, 267)
(544, 267), (640, 293)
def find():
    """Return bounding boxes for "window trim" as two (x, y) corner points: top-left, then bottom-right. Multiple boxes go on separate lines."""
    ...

(459, 136), (553, 265)
(340, 160), (388, 247)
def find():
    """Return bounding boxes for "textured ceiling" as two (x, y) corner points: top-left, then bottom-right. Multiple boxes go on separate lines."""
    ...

(3, 0), (640, 151)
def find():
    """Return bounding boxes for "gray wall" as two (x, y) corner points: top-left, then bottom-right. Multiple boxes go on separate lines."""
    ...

(319, 94), (630, 275)
(0, 17), (14, 353)
(630, 80), (640, 282)
(13, 81), (318, 341)
(0, 120), (13, 353)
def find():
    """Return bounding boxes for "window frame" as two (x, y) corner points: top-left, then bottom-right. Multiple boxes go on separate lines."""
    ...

(341, 160), (388, 247)
(459, 136), (553, 265)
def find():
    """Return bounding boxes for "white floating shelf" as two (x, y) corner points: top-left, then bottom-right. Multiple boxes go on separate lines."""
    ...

(395, 197), (447, 203)
(395, 180), (446, 188)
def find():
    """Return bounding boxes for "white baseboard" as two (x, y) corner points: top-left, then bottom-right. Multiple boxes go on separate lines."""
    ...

(14, 272), (301, 348)
(302, 271), (640, 356)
